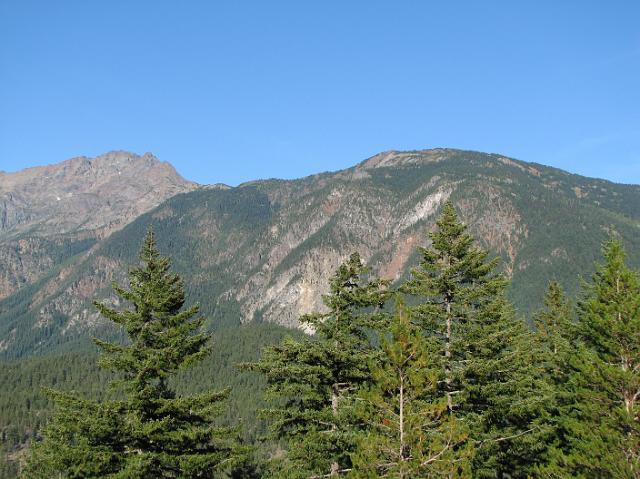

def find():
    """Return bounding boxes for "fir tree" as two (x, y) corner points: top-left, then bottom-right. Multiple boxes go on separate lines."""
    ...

(350, 299), (472, 478)
(531, 281), (576, 477)
(22, 391), (126, 478)
(563, 238), (640, 478)
(402, 201), (550, 478)
(247, 252), (389, 478)
(24, 229), (239, 478)
(534, 281), (574, 362)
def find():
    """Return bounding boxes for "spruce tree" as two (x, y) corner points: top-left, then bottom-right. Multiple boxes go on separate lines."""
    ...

(247, 252), (389, 478)
(350, 300), (471, 478)
(25, 229), (239, 478)
(402, 201), (550, 478)
(563, 238), (640, 477)
(534, 281), (574, 363)
(531, 281), (577, 476)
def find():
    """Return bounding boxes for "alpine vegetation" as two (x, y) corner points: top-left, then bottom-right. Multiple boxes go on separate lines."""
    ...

(10, 202), (640, 478)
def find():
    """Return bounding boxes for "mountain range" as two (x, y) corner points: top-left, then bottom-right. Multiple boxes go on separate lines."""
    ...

(1, 148), (639, 359)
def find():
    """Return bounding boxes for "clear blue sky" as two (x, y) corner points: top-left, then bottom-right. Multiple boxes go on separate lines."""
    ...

(1, 1), (638, 185)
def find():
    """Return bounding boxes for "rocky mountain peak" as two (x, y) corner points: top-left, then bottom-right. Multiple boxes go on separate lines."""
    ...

(358, 148), (459, 170)
(0, 151), (198, 239)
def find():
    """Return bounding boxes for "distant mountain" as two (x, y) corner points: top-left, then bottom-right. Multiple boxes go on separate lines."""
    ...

(0, 151), (197, 301)
(1, 148), (639, 358)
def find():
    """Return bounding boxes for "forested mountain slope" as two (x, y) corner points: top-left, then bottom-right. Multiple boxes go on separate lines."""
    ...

(1, 148), (638, 359)
(0, 323), (302, 478)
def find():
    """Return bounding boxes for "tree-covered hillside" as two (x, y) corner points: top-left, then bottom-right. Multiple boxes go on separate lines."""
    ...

(0, 324), (303, 478)
(6, 201), (639, 478)
(1, 149), (638, 359)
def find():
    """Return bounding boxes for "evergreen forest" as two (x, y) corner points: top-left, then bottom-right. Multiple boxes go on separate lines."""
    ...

(3, 202), (640, 478)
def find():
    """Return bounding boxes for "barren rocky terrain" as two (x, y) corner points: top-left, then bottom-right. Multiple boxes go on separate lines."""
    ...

(0, 151), (197, 301)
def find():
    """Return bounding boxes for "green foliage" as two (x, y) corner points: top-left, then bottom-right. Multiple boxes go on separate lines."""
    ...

(558, 239), (640, 478)
(401, 201), (551, 478)
(534, 281), (574, 362)
(2, 157), (640, 477)
(350, 300), (472, 478)
(250, 202), (561, 477)
(247, 252), (389, 478)
(3, 150), (640, 359)
(0, 236), (101, 360)
(23, 230), (240, 478)
(530, 281), (578, 476)
(0, 324), (299, 478)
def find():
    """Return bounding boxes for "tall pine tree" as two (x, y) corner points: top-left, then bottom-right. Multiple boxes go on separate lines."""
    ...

(25, 229), (239, 478)
(402, 201), (550, 478)
(350, 299), (471, 478)
(534, 281), (574, 361)
(247, 252), (389, 478)
(562, 238), (640, 478)
(531, 281), (577, 477)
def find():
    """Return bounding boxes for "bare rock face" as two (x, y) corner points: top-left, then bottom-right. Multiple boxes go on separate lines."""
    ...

(357, 148), (452, 170)
(0, 151), (197, 299)
(0, 151), (197, 239)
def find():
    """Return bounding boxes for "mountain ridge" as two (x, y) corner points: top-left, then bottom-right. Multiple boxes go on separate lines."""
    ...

(0, 150), (197, 238)
(0, 151), (197, 303)
(1, 148), (638, 359)
(6, 147), (637, 191)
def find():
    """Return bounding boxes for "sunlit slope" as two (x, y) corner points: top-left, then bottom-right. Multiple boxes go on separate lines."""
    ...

(1, 149), (638, 358)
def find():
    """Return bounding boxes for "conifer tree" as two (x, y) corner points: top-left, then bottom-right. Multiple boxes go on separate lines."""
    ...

(402, 201), (550, 478)
(532, 281), (577, 476)
(25, 229), (239, 478)
(350, 300), (472, 478)
(563, 238), (640, 478)
(247, 252), (389, 478)
(534, 281), (574, 363)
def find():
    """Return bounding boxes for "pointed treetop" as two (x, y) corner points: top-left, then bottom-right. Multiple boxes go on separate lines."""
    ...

(436, 201), (465, 233)
(141, 225), (160, 262)
(538, 280), (571, 318)
(429, 201), (475, 257)
(578, 236), (640, 357)
(27, 229), (239, 477)
(439, 200), (461, 224)
(320, 251), (389, 320)
(602, 237), (627, 271)
(534, 280), (573, 358)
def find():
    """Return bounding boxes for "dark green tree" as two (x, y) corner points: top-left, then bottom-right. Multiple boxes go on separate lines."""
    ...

(402, 201), (550, 478)
(561, 238), (640, 478)
(531, 281), (577, 477)
(534, 281), (574, 362)
(350, 299), (472, 478)
(24, 229), (239, 478)
(247, 252), (389, 478)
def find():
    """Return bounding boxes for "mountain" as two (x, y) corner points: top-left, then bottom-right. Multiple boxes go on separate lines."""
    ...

(0, 151), (197, 302)
(1, 148), (639, 358)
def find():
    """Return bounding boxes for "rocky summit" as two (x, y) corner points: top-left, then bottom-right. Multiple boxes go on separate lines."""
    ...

(0, 150), (197, 238)
(0, 151), (197, 302)
(1, 148), (639, 358)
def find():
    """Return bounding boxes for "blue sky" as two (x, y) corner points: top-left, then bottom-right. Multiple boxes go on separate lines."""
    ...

(1, 1), (638, 185)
